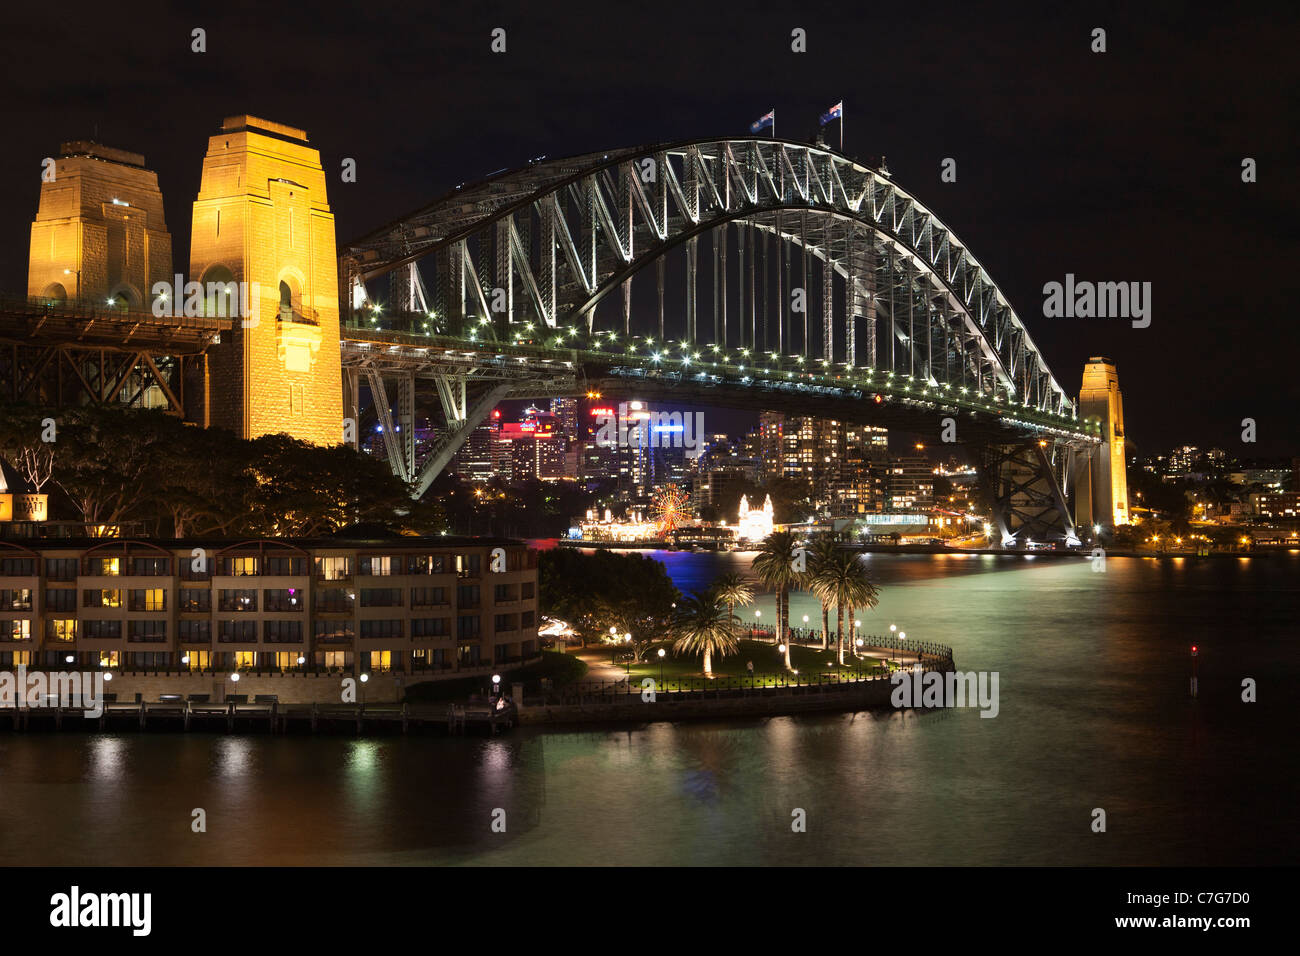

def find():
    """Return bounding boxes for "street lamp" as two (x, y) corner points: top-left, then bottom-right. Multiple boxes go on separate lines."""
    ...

(657, 646), (666, 686)
(898, 631), (907, 668)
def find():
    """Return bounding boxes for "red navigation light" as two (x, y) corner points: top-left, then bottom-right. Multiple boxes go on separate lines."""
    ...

(491, 410), (501, 419)
(1191, 645), (1198, 655)
(872, 393), (884, 404)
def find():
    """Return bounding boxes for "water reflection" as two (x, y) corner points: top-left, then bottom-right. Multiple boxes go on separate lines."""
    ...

(1, 552), (1295, 865)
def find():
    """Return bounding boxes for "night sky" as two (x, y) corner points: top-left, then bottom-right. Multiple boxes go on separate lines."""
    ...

(5, 1), (1296, 456)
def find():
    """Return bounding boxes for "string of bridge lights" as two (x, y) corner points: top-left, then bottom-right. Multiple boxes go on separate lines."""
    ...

(357, 303), (1101, 437)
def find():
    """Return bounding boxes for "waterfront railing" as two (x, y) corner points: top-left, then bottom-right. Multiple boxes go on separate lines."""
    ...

(540, 648), (954, 705)
(743, 625), (952, 660)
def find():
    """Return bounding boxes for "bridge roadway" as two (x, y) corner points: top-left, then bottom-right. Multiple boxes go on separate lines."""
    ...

(340, 323), (1102, 447)
(0, 293), (1100, 447)
(0, 295), (229, 355)
(0, 295), (230, 413)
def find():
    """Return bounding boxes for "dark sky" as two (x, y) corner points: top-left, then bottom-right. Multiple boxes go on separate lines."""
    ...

(5, 1), (1297, 456)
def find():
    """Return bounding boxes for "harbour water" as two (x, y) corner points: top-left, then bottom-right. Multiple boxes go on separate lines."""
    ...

(2, 551), (1295, 865)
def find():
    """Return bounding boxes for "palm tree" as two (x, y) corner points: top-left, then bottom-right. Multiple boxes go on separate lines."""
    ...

(711, 572), (754, 624)
(751, 530), (800, 671)
(810, 549), (881, 665)
(669, 591), (741, 678)
(806, 536), (840, 651)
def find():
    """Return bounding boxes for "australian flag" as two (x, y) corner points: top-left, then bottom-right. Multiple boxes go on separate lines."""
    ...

(819, 101), (843, 125)
(750, 110), (774, 134)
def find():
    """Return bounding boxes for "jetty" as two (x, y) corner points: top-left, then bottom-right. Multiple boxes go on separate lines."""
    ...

(2, 694), (517, 736)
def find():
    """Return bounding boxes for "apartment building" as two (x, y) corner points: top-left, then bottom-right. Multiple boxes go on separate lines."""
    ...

(0, 537), (539, 679)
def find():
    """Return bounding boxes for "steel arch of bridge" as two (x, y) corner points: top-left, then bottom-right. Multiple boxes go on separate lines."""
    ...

(342, 136), (1075, 420)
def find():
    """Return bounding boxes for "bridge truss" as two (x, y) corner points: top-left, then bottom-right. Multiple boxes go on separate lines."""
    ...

(340, 137), (1099, 544)
(0, 296), (229, 419)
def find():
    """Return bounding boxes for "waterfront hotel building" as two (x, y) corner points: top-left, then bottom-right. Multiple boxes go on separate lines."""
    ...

(0, 537), (539, 679)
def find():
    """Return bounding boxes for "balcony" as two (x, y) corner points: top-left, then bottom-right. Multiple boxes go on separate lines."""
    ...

(315, 634), (354, 646)
(277, 313), (323, 372)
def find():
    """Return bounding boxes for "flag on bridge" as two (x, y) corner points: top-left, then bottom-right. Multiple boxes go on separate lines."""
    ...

(750, 110), (775, 135)
(819, 101), (843, 126)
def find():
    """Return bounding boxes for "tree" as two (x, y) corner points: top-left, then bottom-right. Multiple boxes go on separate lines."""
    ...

(805, 535), (840, 650)
(0, 403), (55, 492)
(669, 590), (740, 678)
(49, 406), (170, 534)
(711, 571), (754, 624)
(539, 549), (680, 648)
(810, 549), (881, 665)
(751, 530), (800, 671)
(147, 423), (254, 537)
(241, 434), (410, 536)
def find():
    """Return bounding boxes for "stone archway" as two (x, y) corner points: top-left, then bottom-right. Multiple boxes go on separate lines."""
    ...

(199, 265), (238, 318)
(106, 284), (141, 312)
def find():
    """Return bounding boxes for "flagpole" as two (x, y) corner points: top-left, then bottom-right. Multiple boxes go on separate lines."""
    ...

(772, 110), (775, 139)
(840, 100), (844, 152)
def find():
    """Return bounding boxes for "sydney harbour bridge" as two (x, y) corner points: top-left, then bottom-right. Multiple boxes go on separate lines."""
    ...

(2, 121), (1118, 547)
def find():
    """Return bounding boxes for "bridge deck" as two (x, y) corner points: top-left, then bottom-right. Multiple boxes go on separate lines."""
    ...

(341, 325), (1101, 444)
(0, 295), (230, 353)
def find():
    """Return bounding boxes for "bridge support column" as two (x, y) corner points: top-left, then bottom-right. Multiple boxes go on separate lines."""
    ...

(822, 224), (834, 362)
(736, 223), (745, 349)
(342, 367), (360, 450)
(978, 441), (1080, 548)
(686, 236), (698, 342)
(365, 370), (410, 484)
(719, 226), (727, 346)
(656, 257), (665, 341)
(412, 382), (514, 498)
(188, 115), (342, 447)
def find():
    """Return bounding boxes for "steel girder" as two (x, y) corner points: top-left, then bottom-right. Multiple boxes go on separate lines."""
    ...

(341, 137), (1075, 420)
(0, 341), (201, 417)
(977, 441), (1080, 547)
(340, 333), (581, 494)
(410, 382), (514, 499)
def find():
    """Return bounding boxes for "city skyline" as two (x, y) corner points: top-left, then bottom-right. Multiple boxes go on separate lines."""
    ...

(1, 4), (1295, 456)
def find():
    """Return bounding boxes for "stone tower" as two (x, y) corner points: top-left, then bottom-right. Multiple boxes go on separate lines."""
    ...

(28, 142), (172, 308)
(189, 115), (342, 445)
(1075, 357), (1130, 528)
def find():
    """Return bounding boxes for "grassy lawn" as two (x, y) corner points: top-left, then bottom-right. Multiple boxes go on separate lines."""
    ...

(602, 639), (892, 690)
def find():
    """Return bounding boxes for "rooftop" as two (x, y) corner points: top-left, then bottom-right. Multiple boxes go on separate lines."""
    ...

(221, 115), (308, 142)
(58, 141), (147, 168)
